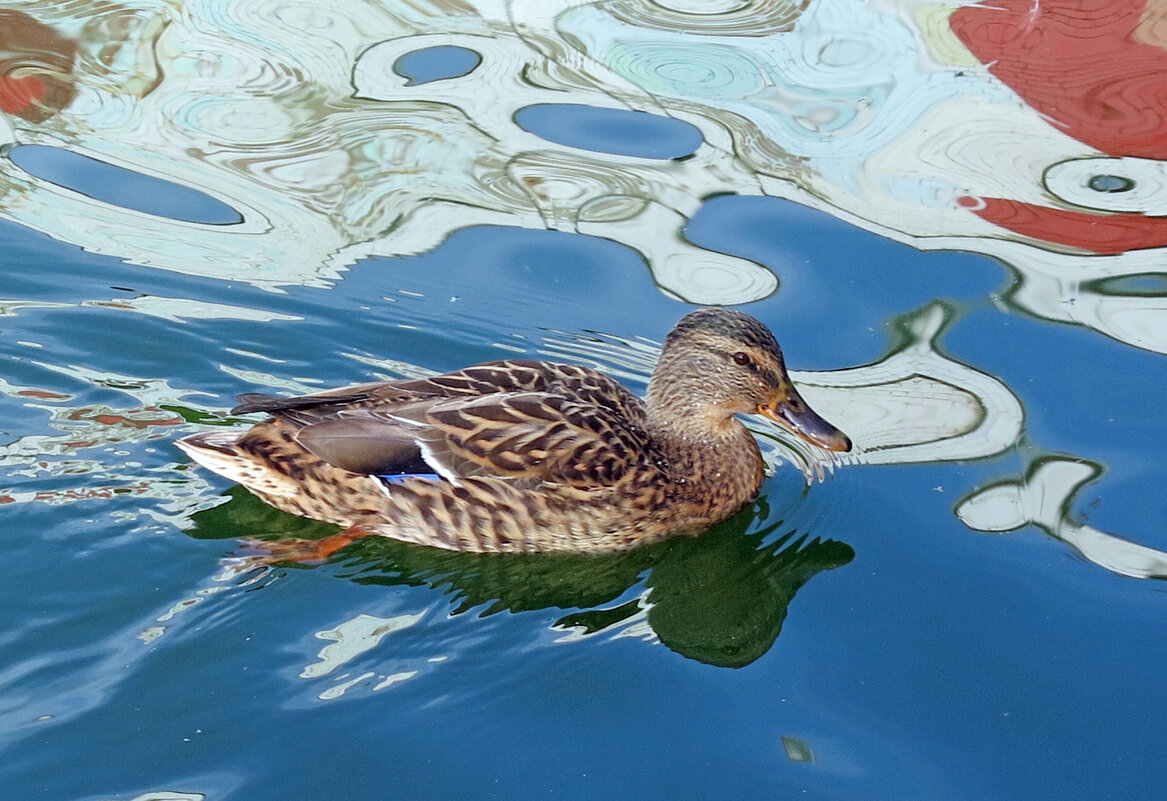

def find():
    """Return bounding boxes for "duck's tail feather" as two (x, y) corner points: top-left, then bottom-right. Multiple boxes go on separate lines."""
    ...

(175, 430), (300, 498)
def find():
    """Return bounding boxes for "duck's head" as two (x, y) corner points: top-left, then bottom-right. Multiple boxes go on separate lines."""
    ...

(650, 308), (852, 452)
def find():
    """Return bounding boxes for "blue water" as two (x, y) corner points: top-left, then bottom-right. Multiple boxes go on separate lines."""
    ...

(8, 145), (242, 225)
(514, 104), (704, 159)
(3, 5), (1167, 801)
(394, 46), (483, 86)
(5, 191), (1166, 799)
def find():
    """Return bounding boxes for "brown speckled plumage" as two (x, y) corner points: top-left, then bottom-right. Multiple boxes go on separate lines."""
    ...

(176, 309), (850, 553)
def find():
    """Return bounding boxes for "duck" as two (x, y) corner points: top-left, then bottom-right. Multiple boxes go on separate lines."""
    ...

(176, 308), (851, 554)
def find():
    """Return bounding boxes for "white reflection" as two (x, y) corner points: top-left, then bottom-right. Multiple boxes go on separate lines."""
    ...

(784, 302), (1023, 469)
(317, 671), (376, 701)
(956, 459), (1167, 580)
(0, 368), (222, 526)
(80, 297), (302, 324)
(0, 1), (1164, 341)
(301, 612), (425, 678)
(372, 671), (419, 691)
(1045, 157), (1167, 216)
(0, 3), (776, 303)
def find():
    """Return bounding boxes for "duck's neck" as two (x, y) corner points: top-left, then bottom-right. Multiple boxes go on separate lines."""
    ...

(646, 404), (761, 468)
(645, 373), (765, 513)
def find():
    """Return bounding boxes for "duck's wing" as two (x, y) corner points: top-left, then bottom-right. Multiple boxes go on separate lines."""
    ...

(418, 390), (656, 487)
(230, 359), (657, 486)
(232, 360), (646, 429)
(286, 388), (658, 489)
(231, 379), (427, 425)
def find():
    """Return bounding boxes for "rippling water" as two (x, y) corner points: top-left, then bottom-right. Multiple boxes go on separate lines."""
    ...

(3, 2), (1167, 799)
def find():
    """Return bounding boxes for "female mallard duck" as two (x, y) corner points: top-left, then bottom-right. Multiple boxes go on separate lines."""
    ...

(176, 308), (850, 553)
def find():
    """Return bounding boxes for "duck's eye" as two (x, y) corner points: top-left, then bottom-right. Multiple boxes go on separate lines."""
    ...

(732, 351), (751, 366)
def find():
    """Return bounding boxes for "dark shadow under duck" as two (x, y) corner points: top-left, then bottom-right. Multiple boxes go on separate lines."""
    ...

(176, 308), (850, 553)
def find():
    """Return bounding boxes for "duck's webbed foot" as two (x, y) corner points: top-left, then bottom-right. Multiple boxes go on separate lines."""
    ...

(236, 525), (374, 566)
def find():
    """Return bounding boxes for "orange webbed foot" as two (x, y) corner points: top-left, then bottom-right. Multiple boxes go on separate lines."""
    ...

(237, 525), (374, 566)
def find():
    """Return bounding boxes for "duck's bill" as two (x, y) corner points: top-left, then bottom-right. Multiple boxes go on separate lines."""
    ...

(758, 393), (852, 453)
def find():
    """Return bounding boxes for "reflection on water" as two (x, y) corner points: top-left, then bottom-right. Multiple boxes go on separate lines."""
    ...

(0, 365), (216, 521)
(513, 103), (703, 159)
(0, 9), (76, 124)
(392, 45), (481, 86)
(186, 487), (852, 672)
(2, 0), (1165, 344)
(9, 144), (243, 225)
(957, 457), (1167, 581)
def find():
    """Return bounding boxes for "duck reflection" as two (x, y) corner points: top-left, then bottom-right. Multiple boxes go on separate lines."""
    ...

(187, 488), (853, 668)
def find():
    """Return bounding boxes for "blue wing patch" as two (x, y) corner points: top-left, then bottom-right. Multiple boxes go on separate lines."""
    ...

(378, 473), (440, 486)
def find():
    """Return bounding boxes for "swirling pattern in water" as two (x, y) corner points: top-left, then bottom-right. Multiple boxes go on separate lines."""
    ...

(1, 0), (1165, 352)
(597, 0), (809, 37)
(1044, 156), (1167, 216)
(957, 458), (1167, 581)
(601, 41), (768, 98)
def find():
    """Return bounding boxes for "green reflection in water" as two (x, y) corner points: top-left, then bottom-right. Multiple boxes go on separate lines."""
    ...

(1086, 272), (1167, 298)
(188, 487), (853, 668)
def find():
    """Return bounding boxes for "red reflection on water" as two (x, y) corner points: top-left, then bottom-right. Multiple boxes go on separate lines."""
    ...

(0, 9), (76, 122)
(962, 196), (1167, 254)
(0, 75), (45, 115)
(952, 0), (1167, 159)
(951, 0), (1167, 253)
